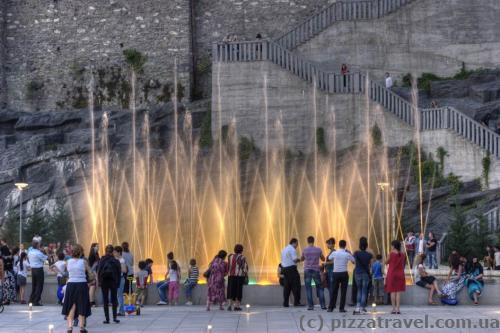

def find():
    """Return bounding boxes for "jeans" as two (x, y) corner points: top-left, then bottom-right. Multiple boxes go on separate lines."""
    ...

(157, 280), (169, 303)
(304, 269), (325, 309)
(327, 271), (334, 304)
(407, 250), (415, 269)
(282, 265), (301, 306)
(117, 276), (125, 315)
(427, 251), (438, 269)
(354, 272), (370, 309)
(185, 281), (197, 300)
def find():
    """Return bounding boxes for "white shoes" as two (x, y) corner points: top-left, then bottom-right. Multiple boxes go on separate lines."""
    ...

(157, 301), (168, 305)
(185, 301), (193, 306)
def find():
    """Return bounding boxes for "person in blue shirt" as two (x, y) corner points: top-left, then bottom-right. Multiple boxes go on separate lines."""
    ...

(28, 240), (48, 306)
(371, 254), (384, 305)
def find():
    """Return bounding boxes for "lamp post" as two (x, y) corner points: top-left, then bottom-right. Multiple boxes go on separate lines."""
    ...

(15, 182), (29, 246)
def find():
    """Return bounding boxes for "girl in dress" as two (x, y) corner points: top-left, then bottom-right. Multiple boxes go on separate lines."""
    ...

(441, 252), (466, 305)
(385, 240), (406, 314)
(206, 250), (228, 311)
(465, 256), (484, 305)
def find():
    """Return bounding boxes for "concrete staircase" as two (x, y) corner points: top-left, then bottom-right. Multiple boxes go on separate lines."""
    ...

(212, 0), (500, 159)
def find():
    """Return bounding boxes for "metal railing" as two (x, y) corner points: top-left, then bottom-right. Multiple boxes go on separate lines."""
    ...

(213, 40), (365, 94)
(275, 0), (416, 50)
(468, 206), (500, 232)
(420, 107), (500, 158)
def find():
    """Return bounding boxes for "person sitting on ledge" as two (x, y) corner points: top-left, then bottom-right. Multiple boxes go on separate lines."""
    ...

(465, 256), (484, 305)
(414, 253), (442, 305)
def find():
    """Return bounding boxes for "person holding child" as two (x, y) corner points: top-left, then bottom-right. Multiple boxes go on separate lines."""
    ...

(185, 258), (199, 305)
(113, 245), (127, 316)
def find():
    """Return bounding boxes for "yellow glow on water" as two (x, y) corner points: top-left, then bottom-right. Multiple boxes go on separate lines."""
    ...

(76, 70), (414, 281)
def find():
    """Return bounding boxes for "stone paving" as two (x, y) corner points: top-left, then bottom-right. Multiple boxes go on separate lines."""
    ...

(2, 304), (500, 333)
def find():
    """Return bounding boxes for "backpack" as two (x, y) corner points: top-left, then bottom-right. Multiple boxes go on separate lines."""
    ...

(100, 259), (115, 280)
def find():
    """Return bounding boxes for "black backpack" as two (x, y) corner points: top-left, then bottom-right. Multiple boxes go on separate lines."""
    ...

(100, 259), (115, 280)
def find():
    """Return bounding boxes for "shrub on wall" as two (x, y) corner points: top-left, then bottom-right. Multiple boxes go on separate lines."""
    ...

(199, 111), (213, 149)
(316, 127), (328, 154)
(436, 146), (448, 174)
(238, 136), (256, 160)
(370, 123), (383, 147)
(482, 152), (491, 189)
(123, 49), (147, 73)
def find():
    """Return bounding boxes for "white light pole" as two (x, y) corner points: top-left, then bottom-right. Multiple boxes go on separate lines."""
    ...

(15, 182), (29, 246)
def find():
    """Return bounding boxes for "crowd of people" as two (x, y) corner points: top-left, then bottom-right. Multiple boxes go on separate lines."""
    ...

(0, 231), (499, 327)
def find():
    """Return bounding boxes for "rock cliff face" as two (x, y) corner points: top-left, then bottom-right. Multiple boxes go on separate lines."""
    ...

(0, 103), (195, 226)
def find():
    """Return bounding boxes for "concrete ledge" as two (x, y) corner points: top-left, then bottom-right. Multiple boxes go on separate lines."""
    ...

(23, 276), (500, 306)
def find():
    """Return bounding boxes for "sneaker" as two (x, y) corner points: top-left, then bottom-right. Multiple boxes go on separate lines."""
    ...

(157, 301), (168, 305)
(185, 301), (193, 306)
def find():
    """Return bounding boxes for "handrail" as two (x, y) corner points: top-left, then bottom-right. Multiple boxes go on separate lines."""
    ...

(275, 0), (416, 50)
(213, 40), (365, 94)
(468, 206), (500, 232)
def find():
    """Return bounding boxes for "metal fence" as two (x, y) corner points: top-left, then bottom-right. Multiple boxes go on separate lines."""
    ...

(275, 0), (416, 49)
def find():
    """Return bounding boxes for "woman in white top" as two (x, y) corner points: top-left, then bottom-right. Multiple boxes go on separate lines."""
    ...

(61, 244), (92, 333)
(15, 252), (30, 304)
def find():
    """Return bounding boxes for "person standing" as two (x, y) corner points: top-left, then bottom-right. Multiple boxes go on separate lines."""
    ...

(206, 250), (228, 311)
(227, 244), (249, 311)
(97, 245), (121, 324)
(385, 72), (393, 89)
(113, 246), (127, 316)
(494, 246), (500, 270)
(426, 232), (438, 269)
(353, 237), (373, 314)
(185, 258), (199, 305)
(28, 240), (47, 306)
(385, 240), (406, 314)
(417, 232), (426, 256)
(301, 236), (326, 310)
(327, 240), (354, 313)
(341, 64), (349, 88)
(61, 244), (92, 333)
(88, 243), (100, 307)
(0, 241), (16, 305)
(324, 238), (335, 307)
(281, 238), (303, 307)
(404, 232), (416, 269)
(15, 251), (30, 304)
(121, 242), (134, 294)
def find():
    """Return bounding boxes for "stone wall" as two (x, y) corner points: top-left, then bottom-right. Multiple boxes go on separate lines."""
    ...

(213, 60), (500, 186)
(212, 61), (360, 153)
(296, 0), (500, 81)
(193, 0), (334, 98)
(2, 0), (193, 112)
(0, 1), (7, 109)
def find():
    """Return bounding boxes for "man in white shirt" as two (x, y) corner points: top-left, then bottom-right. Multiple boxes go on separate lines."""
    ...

(280, 238), (303, 307)
(385, 72), (393, 89)
(327, 240), (354, 312)
(28, 240), (48, 306)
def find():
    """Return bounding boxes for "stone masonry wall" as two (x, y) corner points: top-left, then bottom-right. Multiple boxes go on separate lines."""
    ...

(0, 1), (7, 109)
(297, 0), (500, 81)
(194, 0), (334, 98)
(2, 0), (192, 112)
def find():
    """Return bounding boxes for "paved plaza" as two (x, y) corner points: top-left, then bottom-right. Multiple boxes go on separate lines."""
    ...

(1, 304), (500, 333)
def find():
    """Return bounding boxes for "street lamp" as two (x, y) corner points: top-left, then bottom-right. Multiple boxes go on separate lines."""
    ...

(15, 182), (29, 246)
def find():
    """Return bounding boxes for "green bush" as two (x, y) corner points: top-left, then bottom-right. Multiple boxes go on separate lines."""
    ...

(401, 73), (413, 87)
(436, 146), (448, 174)
(238, 136), (256, 160)
(199, 111), (213, 148)
(482, 152), (491, 189)
(316, 127), (328, 154)
(123, 49), (147, 73)
(371, 123), (383, 147)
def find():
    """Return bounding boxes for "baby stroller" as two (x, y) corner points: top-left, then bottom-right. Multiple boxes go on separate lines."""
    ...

(123, 276), (140, 315)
